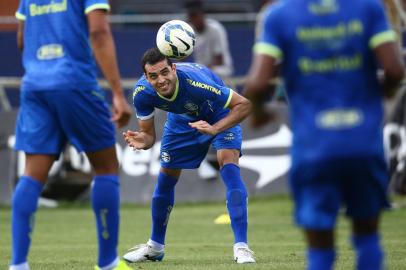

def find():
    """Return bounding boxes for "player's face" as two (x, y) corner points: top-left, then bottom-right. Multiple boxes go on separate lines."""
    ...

(188, 11), (205, 33)
(145, 60), (177, 98)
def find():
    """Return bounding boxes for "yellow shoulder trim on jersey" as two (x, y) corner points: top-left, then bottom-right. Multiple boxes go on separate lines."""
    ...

(15, 12), (26, 21)
(85, 3), (110, 14)
(157, 78), (179, 101)
(369, 30), (397, 49)
(224, 89), (234, 109)
(254, 42), (283, 60)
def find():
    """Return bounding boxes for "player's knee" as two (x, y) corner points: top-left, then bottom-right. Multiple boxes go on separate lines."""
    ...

(217, 151), (240, 168)
(93, 161), (119, 175)
(88, 147), (119, 174)
(352, 218), (379, 235)
(154, 171), (179, 194)
(160, 168), (181, 179)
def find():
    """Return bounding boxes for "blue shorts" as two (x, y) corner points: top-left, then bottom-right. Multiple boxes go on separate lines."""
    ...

(15, 89), (115, 154)
(160, 120), (242, 169)
(289, 156), (390, 230)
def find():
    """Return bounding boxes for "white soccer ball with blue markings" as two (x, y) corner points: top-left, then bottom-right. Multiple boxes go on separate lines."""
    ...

(156, 20), (195, 60)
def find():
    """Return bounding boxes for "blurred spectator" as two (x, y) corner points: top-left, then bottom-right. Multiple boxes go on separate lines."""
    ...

(185, 0), (234, 78)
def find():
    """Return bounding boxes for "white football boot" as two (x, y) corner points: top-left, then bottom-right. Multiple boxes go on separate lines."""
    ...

(9, 262), (30, 270)
(123, 243), (164, 263)
(233, 246), (256, 264)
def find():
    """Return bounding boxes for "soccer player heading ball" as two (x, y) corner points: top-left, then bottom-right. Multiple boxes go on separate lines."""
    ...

(122, 48), (255, 264)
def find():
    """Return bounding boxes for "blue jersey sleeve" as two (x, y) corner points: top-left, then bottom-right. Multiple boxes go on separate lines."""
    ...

(84, 0), (110, 14)
(367, 0), (397, 49)
(15, 0), (26, 20)
(253, 4), (284, 60)
(133, 84), (155, 120)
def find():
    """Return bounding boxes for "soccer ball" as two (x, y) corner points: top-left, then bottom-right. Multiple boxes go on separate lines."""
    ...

(156, 20), (195, 60)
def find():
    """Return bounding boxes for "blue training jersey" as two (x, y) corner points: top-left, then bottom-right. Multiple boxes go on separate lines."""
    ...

(133, 63), (233, 131)
(255, 0), (397, 163)
(15, 0), (110, 91)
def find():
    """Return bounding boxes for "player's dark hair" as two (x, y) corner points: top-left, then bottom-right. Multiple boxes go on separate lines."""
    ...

(184, 0), (204, 12)
(141, 48), (173, 73)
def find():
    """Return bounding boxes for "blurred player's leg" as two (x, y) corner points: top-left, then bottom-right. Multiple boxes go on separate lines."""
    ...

(352, 218), (383, 270)
(299, 188), (337, 269)
(87, 147), (121, 269)
(305, 230), (335, 270)
(290, 160), (343, 270)
(10, 154), (55, 270)
(344, 157), (388, 270)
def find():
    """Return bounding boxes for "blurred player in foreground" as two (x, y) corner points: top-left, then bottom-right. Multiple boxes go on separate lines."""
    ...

(245, 0), (404, 269)
(122, 48), (255, 264)
(11, 1), (132, 269)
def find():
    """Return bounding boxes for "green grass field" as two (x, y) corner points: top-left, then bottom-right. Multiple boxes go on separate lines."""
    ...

(1, 196), (405, 269)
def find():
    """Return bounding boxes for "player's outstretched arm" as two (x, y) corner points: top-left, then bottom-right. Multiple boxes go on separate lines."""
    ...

(123, 118), (156, 150)
(374, 42), (405, 98)
(87, 9), (132, 128)
(244, 54), (278, 127)
(190, 91), (251, 135)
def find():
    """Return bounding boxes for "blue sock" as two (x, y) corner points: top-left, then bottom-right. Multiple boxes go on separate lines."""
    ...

(352, 233), (384, 270)
(91, 175), (120, 268)
(220, 163), (248, 244)
(150, 172), (178, 245)
(11, 176), (44, 265)
(307, 248), (336, 270)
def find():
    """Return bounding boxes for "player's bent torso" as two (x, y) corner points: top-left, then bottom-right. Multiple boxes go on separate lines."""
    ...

(133, 63), (232, 133)
(16, 0), (109, 91)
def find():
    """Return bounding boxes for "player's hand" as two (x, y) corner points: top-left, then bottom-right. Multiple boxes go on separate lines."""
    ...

(112, 94), (132, 128)
(189, 120), (218, 136)
(123, 130), (148, 150)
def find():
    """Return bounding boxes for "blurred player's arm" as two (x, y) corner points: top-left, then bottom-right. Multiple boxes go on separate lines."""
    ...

(374, 41), (405, 98)
(244, 54), (278, 127)
(17, 21), (24, 51)
(189, 91), (251, 135)
(87, 9), (131, 128)
(123, 118), (156, 150)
